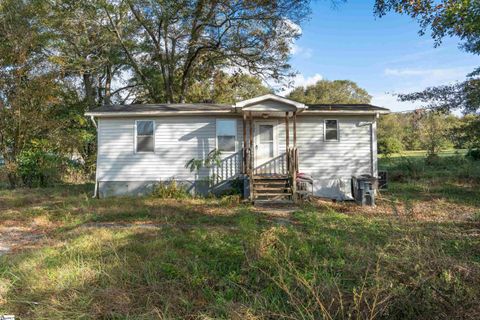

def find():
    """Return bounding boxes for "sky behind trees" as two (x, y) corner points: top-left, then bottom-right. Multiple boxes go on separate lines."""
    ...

(285, 0), (479, 112)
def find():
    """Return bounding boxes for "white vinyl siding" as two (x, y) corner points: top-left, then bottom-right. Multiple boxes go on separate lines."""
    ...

(96, 114), (376, 199)
(277, 115), (374, 198)
(97, 117), (243, 182)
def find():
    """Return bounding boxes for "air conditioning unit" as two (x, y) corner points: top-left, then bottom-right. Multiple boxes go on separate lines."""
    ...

(352, 175), (377, 206)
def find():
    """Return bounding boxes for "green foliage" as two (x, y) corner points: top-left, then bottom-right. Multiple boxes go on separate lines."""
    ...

(378, 136), (404, 156)
(375, 0), (480, 115)
(287, 79), (372, 104)
(380, 152), (480, 186)
(378, 112), (462, 155)
(452, 115), (480, 150)
(466, 149), (480, 161)
(186, 149), (222, 173)
(152, 180), (190, 199)
(103, 0), (310, 103)
(418, 111), (454, 157)
(187, 72), (272, 103)
(17, 150), (66, 187)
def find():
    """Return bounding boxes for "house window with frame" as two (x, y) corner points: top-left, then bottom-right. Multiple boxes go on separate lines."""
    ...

(216, 119), (236, 152)
(324, 120), (339, 141)
(136, 120), (155, 153)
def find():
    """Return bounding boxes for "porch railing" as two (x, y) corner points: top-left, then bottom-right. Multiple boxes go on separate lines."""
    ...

(210, 151), (242, 185)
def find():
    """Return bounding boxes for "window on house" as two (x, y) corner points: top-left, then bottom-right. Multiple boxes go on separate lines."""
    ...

(136, 120), (155, 152)
(324, 120), (339, 141)
(216, 119), (236, 152)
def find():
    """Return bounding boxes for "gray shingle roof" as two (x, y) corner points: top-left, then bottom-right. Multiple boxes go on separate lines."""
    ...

(88, 103), (232, 113)
(86, 102), (389, 116)
(305, 104), (390, 112)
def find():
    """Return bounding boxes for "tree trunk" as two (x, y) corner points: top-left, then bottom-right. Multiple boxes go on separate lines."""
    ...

(105, 65), (112, 105)
(83, 73), (96, 108)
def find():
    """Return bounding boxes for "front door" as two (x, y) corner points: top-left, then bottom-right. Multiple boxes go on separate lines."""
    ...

(254, 121), (277, 168)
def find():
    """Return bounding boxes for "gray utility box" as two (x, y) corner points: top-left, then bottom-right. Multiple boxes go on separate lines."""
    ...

(352, 175), (377, 206)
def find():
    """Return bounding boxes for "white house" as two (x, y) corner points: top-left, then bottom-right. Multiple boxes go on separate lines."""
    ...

(85, 94), (389, 201)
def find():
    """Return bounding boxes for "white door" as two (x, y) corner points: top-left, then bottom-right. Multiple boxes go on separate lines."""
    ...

(254, 121), (277, 167)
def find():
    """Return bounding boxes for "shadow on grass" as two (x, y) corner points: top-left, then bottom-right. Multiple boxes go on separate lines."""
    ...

(2, 205), (479, 319)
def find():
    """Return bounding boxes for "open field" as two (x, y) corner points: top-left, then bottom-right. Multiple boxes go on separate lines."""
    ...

(0, 153), (479, 319)
(379, 149), (468, 158)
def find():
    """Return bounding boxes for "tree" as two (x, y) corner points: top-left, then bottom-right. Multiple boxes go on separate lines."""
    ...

(0, 0), (68, 187)
(186, 71), (272, 103)
(103, 0), (310, 103)
(417, 111), (453, 159)
(377, 114), (405, 155)
(287, 80), (372, 104)
(451, 114), (480, 150)
(374, 0), (480, 114)
(44, 0), (133, 107)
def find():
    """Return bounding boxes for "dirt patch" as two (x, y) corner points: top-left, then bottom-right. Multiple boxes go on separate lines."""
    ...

(0, 225), (46, 255)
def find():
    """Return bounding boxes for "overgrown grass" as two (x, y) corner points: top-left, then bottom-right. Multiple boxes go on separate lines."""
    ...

(379, 151), (480, 209)
(1, 185), (479, 319)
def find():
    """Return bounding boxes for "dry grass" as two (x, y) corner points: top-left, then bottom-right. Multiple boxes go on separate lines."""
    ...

(1, 153), (480, 319)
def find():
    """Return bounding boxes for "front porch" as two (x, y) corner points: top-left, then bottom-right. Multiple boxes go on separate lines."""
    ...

(238, 95), (304, 203)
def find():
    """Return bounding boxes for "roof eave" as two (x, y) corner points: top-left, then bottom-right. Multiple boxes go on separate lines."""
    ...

(302, 110), (390, 115)
(85, 110), (236, 117)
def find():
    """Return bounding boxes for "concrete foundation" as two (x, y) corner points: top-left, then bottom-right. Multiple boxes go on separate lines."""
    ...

(98, 179), (242, 198)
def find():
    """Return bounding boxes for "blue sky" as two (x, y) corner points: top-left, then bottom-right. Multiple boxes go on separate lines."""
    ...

(284, 0), (479, 111)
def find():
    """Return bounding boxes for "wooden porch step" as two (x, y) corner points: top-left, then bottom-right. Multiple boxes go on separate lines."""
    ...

(255, 187), (291, 192)
(254, 199), (294, 205)
(254, 193), (292, 199)
(255, 193), (292, 197)
(254, 181), (289, 187)
(253, 175), (288, 180)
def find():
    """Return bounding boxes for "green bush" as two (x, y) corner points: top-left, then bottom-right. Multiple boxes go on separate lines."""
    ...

(466, 148), (480, 161)
(378, 136), (404, 156)
(17, 150), (66, 187)
(152, 180), (190, 199)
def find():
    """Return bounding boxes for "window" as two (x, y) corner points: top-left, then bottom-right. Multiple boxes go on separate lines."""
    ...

(324, 120), (339, 141)
(216, 119), (236, 152)
(136, 120), (155, 152)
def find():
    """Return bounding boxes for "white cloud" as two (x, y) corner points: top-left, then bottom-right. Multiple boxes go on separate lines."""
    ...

(384, 67), (472, 85)
(278, 73), (323, 96)
(371, 92), (418, 113)
(291, 44), (313, 59)
(375, 65), (475, 112)
(293, 73), (323, 88)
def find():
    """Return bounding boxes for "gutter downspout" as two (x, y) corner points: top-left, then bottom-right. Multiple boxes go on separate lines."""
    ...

(370, 113), (379, 177)
(90, 116), (99, 198)
(370, 122), (374, 177)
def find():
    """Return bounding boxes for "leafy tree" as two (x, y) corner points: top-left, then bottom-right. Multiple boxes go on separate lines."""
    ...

(44, 0), (133, 107)
(104, 0), (311, 103)
(287, 80), (371, 104)
(0, 0), (99, 187)
(451, 114), (480, 150)
(417, 111), (454, 160)
(374, 0), (480, 113)
(374, 0), (479, 56)
(186, 71), (272, 103)
(374, 0), (480, 153)
(377, 114), (405, 155)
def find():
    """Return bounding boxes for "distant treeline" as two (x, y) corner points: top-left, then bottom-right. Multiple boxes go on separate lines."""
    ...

(378, 111), (480, 158)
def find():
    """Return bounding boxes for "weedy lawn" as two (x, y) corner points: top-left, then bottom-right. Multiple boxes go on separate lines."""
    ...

(0, 153), (479, 319)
